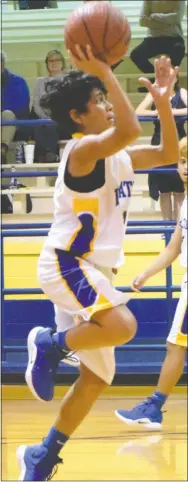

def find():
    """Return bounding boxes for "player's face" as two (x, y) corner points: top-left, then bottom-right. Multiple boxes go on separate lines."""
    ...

(82, 89), (115, 134)
(178, 157), (188, 185)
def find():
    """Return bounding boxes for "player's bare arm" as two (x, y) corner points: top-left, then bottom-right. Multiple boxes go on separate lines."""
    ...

(132, 223), (182, 292)
(135, 92), (158, 117)
(127, 57), (180, 170)
(68, 44), (141, 175)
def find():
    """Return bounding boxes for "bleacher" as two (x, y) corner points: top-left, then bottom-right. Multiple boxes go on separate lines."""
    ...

(3, 0), (187, 103)
(2, 0), (187, 219)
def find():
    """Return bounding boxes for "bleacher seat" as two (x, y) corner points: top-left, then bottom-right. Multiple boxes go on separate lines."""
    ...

(3, 0), (187, 107)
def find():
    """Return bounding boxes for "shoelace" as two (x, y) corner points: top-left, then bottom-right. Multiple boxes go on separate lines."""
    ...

(46, 456), (63, 481)
(136, 397), (166, 414)
(63, 351), (78, 363)
(135, 398), (156, 412)
(51, 330), (78, 363)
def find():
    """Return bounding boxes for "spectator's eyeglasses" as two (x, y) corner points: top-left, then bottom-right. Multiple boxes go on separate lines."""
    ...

(48, 58), (62, 63)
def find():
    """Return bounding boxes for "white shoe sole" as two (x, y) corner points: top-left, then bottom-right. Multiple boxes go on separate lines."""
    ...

(16, 445), (27, 481)
(115, 410), (162, 430)
(25, 326), (49, 403)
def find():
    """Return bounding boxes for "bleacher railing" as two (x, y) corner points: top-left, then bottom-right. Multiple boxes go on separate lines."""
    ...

(2, 116), (188, 127)
(1, 223), (179, 364)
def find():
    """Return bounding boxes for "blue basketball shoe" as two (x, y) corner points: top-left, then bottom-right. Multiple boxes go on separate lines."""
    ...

(16, 444), (62, 481)
(25, 326), (77, 402)
(115, 397), (163, 430)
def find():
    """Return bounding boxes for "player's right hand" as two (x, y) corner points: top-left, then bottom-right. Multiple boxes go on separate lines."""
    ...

(138, 56), (179, 107)
(131, 273), (147, 292)
(68, 44), (111, 79)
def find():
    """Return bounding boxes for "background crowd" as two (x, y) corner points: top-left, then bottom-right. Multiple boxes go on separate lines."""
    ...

(1, 0), (187, 220)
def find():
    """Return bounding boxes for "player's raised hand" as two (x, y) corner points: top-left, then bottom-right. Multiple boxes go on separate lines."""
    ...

(131, 273), (147, 292)
(68, 44), (111, 79)
(138, 56), (179, 105)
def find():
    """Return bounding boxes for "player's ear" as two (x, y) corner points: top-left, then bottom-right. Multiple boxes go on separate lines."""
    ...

(69, 109), (85, 127)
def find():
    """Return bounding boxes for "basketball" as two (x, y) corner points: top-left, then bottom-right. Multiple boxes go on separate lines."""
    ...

(64, 1), (131, 66)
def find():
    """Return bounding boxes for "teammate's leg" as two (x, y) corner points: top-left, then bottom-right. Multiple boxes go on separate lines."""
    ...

(115, 284), (187, 430)
(17, 364), (108, 481)
(156, 342), (186, 395)
(115, 342), (186, 430)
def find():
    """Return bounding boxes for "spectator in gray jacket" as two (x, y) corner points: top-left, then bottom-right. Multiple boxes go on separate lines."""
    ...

(31, 49), (68, 162)
(130, 0), (185, 92)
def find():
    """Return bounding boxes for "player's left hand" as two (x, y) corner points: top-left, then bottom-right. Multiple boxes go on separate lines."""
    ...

(138, 56), (179, 106)
(131, 273), (148, 292)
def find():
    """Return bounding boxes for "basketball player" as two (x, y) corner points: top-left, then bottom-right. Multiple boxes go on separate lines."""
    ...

(17, 46), (180, 480)
(115, 136), (187, 430)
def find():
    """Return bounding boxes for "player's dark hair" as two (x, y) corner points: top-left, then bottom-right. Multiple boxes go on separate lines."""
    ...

(40, 69), (107, 135)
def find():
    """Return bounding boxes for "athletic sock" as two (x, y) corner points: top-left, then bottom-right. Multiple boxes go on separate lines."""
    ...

(43, 427), (69, 456)
(151, 390), (168, 408)
(52, 330), (70, 352)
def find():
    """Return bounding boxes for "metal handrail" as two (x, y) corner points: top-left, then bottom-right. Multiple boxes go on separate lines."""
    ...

(1, 168), (178, 178)
(1, 115), (188, 126)
(1, 224), (181, 362)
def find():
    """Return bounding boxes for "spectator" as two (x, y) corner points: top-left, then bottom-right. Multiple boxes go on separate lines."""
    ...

(31, 49), (68, 163)
(1, 51), (30, 164)
(136, 75), (187, 220)
(131, 0), (185, 92)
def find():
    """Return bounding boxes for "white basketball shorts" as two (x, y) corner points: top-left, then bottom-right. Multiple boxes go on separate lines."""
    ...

(167, 273), (187, 347)
(38, 245), (130, 384)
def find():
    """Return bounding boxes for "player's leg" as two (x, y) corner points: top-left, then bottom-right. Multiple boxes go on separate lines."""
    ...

(54, 307), (80, 368)
(115, 277), (187, 430)
(27, 303), (136, 402)
(44, 252), (137, 351)
(26, 254), (137, 401)
(54, 362), (108, 433)
(17, 363), (109, 481)
(58, 303), (137, 351)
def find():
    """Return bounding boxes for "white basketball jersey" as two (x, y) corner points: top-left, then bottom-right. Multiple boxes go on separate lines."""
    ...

(179, 195), (187, 268)
(45, 138), (134, 268)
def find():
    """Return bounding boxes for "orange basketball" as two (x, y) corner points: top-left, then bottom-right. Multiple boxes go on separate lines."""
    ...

(64, 1), (131, 66)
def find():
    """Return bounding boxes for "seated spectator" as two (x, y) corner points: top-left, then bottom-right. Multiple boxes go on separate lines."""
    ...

(136, 75), (187, 220)
(31, 49), (69, 162)
(131, 0), (185, 92)
(1, 51), (30, 163)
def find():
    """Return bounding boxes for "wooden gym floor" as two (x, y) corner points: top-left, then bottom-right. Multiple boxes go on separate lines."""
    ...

(2, 386), (187, 481)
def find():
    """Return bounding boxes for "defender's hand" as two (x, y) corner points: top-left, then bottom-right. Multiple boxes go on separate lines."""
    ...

(138, 56), (179, 106)
(131, 273), (148, 292)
